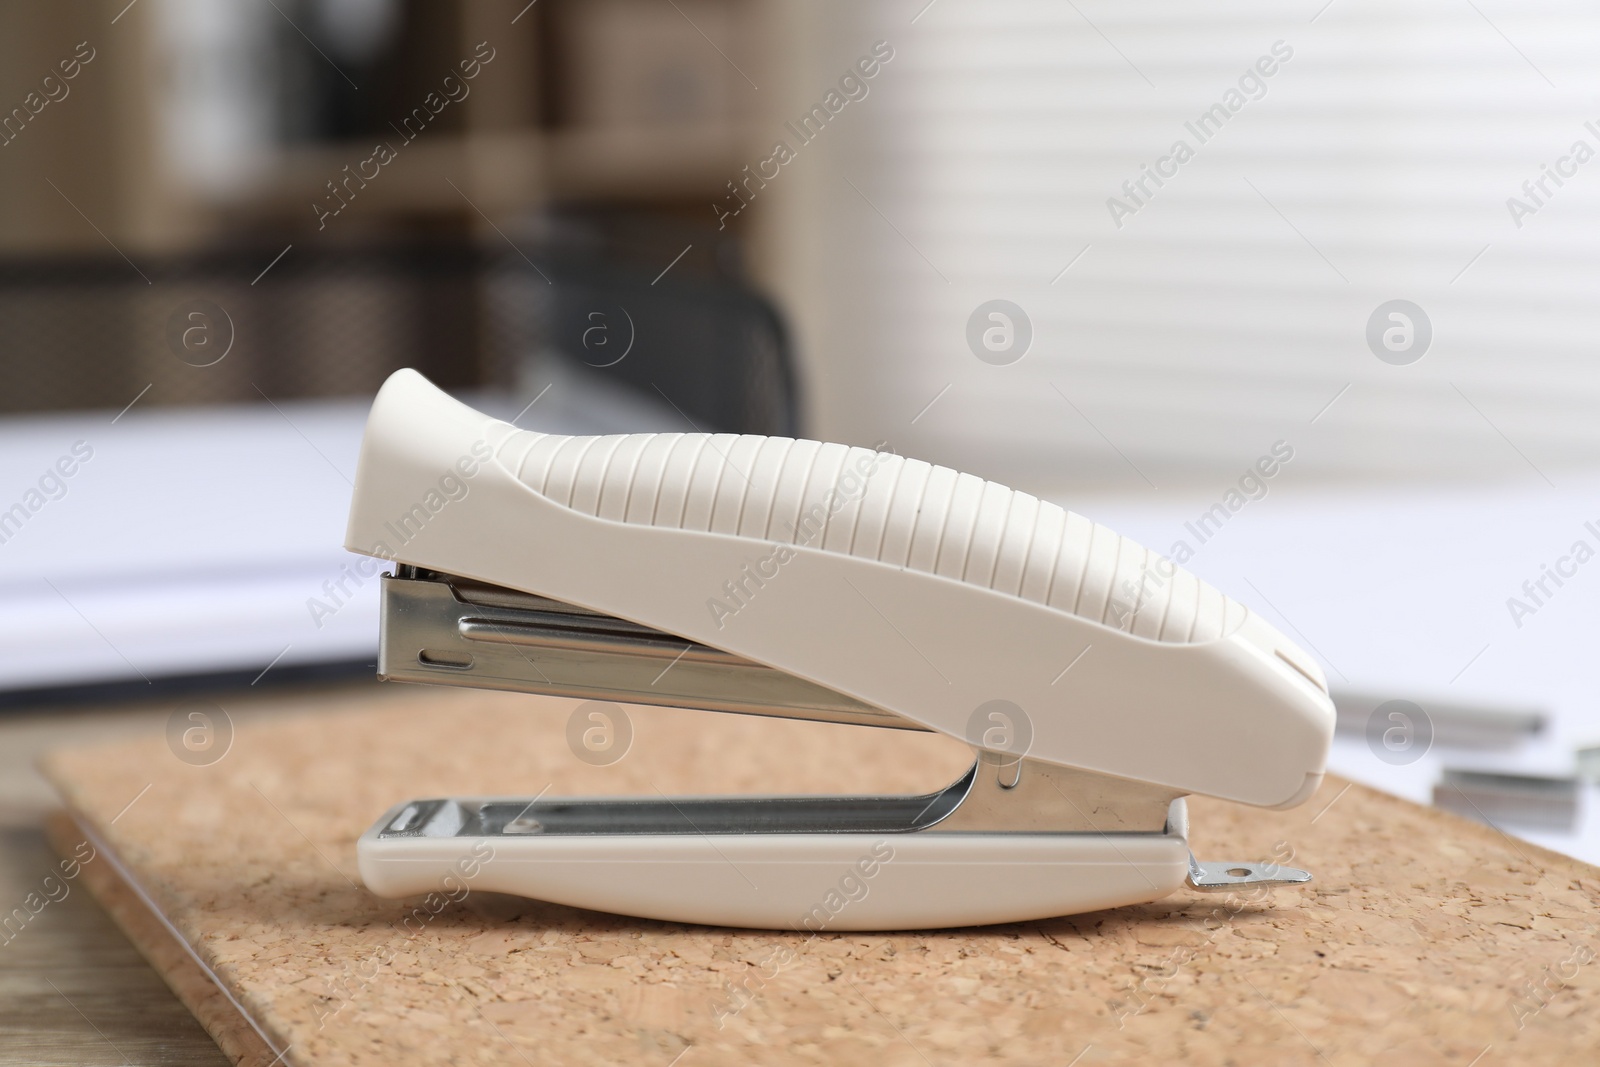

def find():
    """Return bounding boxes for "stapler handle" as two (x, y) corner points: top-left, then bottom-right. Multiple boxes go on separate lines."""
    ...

(346, 370), (1336, 809)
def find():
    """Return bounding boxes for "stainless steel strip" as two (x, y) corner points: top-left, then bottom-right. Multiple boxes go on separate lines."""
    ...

(458, 617), (749, 666)
(379, 572), (920, 730)
(375, 756), (1180, 837)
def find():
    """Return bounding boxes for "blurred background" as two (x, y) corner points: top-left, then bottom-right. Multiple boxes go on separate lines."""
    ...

(5, 0), (1600, 857)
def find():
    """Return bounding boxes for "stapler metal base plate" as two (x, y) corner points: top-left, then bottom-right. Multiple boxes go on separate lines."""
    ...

(357, 797), (1194, 930)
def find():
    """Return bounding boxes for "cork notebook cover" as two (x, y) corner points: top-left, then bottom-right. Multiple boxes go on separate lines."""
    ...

(39, 685), (1600, 1066)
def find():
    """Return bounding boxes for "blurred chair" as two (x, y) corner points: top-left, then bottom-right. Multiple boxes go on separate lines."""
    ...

(530, 216), (799, 437)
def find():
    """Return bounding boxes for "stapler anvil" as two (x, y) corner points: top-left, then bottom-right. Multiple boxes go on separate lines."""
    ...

(350, 370), (1333, 930)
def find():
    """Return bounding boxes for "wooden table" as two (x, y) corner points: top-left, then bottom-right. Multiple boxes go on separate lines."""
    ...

(0, 699), (241, 1066)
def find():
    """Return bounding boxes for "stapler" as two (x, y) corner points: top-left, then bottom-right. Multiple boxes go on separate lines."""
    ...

(349, 369), (1333, 930)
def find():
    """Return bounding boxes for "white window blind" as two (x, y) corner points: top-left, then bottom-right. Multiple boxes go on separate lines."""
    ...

(783, 0), (1600, 492)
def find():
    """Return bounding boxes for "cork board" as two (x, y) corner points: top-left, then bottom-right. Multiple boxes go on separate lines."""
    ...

(39, 684), (1600, 1066)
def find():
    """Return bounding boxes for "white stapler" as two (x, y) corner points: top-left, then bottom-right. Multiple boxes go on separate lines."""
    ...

(350, 369), (1333, 930)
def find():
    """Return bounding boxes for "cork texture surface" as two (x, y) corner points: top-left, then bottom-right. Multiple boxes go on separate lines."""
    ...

(38, 684), (1600, 1066)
